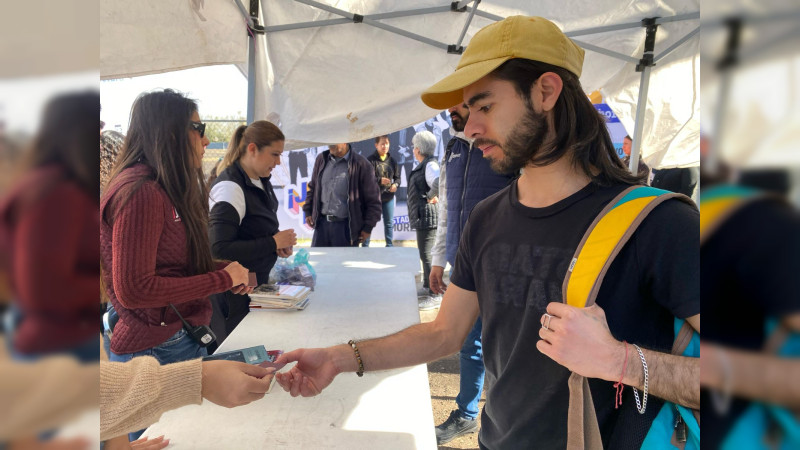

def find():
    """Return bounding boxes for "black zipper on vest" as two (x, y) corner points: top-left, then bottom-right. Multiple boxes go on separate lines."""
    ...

(459, 143), (473, 234)
(347, 156), (353, 245)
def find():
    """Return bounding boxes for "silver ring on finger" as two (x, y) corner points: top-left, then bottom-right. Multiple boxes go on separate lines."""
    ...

(541, 313), (554, 331)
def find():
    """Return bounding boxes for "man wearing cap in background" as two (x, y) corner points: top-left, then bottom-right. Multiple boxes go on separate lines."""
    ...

(276, 16), (700, 449)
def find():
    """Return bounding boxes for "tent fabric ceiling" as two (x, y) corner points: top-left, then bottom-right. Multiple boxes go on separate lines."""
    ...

(100, 0), (700, 168)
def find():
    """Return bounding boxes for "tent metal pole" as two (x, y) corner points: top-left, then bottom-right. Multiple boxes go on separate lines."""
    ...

(630, 66), (651, 174)
(232, 0), (253, 27)
(572, 40), (640, 63)
(708, 18), (742, 174)
(470, 8), (503, 22)
(707, 69), (731, 174)
(293, 0), (450, 50)
(567, 12), (698, 38)
(455, 0), (479, 48)
(266, 18), (351, 32)
(567, 21), (645, 37)
(739, 25), (800, 64)
(266, 7), (453, 32)
(246, 0), (259, 125)
(630, 19), (659, 174)
(655, 12), (700, 25)
(294, 0), (352, 19)
(654, 26), (699, 63)
(362, 19), (450, 50)
(369, 6), (451, 20)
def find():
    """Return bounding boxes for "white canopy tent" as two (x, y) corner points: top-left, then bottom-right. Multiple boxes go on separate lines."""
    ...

(699, 4), (800, 170)
(100, 0), (700, 170)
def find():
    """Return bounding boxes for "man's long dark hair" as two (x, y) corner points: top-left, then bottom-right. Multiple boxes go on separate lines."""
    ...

(490, 59), (646, 186)
(104, 89), (213, 275)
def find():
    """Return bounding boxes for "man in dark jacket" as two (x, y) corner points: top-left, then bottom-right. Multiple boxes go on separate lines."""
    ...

(303, 143), (381, 247)
(365, 135), (401, 247)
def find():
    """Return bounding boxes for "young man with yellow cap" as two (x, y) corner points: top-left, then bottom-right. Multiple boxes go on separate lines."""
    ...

(275, 16), (700, 448)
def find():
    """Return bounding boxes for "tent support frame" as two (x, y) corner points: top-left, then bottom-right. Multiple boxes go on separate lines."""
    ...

(629, 19), (658, 174)
(708, 18), (742, 174)
(233, 1), (701, 162)
(246, 0), (260, 124)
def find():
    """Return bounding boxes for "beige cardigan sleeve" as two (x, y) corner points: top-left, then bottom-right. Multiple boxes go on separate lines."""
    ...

(101, 356), (202, 441)
(0, 357), (98, 439)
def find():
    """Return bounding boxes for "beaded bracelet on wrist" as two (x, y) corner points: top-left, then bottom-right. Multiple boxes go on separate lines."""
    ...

(348, 340), (365, 377)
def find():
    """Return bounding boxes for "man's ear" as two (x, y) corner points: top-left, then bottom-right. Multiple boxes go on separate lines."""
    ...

(530, 72), (563, 112)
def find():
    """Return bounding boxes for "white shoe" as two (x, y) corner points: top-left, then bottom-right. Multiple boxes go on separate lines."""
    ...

(418, 297), (440, 311)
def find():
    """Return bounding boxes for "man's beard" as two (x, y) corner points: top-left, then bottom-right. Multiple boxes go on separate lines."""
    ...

(450, 112), (466, 132)
(482, 106), (548, 174)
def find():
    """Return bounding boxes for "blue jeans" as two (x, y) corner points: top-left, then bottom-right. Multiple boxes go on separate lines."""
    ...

(456, 316), (484, 420)
(363, 198), (395, 247)
(110, 328), (207, 441)
(3, 304), (99, 364)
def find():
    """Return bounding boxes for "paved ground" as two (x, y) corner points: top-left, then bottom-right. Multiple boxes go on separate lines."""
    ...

(417, 270), (484, 450)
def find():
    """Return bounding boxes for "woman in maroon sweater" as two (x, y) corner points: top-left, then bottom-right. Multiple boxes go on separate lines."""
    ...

(101, 90), (251, 371)
(0, 91), (100, 362)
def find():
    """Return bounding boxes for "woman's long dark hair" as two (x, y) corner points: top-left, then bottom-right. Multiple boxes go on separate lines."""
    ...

(105, 89), (213, 275)
(490, 59), (646, 186)
(23, 90), (101, 198)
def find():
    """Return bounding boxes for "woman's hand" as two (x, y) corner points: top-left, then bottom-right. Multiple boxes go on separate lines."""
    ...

(273, 229), (297, 249)
(223, 261), (249, 287)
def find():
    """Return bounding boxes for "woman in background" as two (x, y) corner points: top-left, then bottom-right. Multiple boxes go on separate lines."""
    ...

(406, 131), (441, 311)
(208, 120), (296, 341)
(0, 91), (100, 363)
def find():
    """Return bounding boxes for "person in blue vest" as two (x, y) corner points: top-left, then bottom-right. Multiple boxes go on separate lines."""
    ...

(427, 102), (516, 444)
(275, 16), (700, 449)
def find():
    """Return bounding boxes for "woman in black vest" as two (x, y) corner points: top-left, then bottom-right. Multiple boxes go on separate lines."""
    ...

(208, 121), (297, 342)
(407, 130), (441, 310)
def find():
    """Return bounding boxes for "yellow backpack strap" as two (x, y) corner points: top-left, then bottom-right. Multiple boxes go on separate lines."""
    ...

(699, 185), (775, 245)
(563, 186), (695, 308)
(564, 185), (695, 450)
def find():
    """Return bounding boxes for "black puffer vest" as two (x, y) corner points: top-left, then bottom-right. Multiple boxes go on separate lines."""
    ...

(407, 156), (438, 231)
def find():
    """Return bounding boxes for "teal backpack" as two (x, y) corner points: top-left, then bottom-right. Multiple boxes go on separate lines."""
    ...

(564, 186), (699, 449)
(701, 185), (800, 450)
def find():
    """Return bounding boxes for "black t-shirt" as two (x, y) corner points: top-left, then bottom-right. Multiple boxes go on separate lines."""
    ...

(701, 198), (800, 448)
(450, 180), (700, 449)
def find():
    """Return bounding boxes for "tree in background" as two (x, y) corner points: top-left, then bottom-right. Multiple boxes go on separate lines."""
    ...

(205, 114), (246, 144)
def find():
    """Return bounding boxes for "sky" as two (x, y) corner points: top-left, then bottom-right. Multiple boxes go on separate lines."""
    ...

(0, 71), (98, 134)
(100, 65), (248, 133)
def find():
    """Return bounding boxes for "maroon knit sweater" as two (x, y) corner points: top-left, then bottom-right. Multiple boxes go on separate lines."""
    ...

(100, 164), (232, 354)
(0, 165), (100, 353)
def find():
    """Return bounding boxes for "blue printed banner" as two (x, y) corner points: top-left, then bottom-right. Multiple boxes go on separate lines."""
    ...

(594, 103), (621, 123)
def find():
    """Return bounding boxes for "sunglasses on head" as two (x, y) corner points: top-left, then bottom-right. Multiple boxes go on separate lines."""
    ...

(190, 121), (206, 138)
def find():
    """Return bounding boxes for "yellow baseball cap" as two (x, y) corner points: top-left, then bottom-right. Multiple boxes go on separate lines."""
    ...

(421, 16), (585, 110)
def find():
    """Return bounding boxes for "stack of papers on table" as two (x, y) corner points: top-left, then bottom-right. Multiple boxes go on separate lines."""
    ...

(249, 284), (311, 311)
